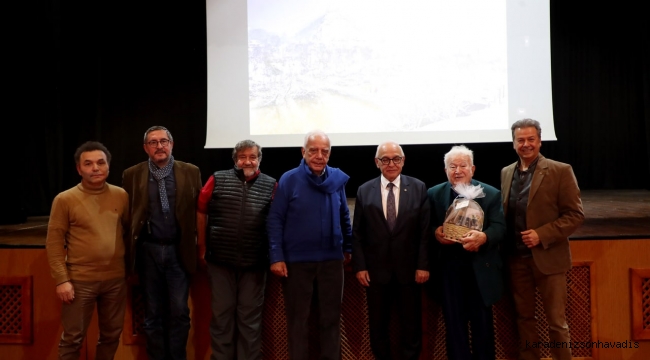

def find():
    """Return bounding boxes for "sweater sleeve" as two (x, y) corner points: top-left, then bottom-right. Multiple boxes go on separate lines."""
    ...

(45, 194), (71, 285)
(351, 188), (367, 272)
(339, 186), (353, 253)
(267, 175), (290, 264)
(197, 175), (215, 214)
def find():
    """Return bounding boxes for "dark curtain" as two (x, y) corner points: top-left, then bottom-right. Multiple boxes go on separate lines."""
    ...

(2, 0), (648, 222)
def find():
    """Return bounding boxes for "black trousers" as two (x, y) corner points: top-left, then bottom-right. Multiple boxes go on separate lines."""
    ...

(282, 260), (343, 360)
(366, 275), (422, 360)
(440, 258), (495, 360)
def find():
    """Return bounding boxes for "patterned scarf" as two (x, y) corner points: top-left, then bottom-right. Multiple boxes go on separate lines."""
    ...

(148, 155), (175, 213)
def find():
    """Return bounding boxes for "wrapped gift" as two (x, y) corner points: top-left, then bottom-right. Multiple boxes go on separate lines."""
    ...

(442, 183), (485, 242)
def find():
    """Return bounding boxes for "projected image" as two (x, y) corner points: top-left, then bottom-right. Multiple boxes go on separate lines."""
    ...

(247, 0), (508, 135)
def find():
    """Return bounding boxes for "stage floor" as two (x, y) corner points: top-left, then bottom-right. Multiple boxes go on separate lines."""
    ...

(1, 189), (649, 248)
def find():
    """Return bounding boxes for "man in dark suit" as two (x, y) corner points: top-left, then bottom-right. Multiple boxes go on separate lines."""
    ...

(122, 126), (202, 360)
(501, 118), (584, 360)
(427, 145), (505, 360)
(352, 141), (430, 360)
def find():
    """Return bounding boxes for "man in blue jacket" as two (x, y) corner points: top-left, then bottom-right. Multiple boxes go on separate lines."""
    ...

(267, 130), (352, 360)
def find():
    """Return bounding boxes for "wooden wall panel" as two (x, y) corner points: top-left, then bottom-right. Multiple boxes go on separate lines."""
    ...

(571, 239), (650, 360)
(0, 249), (63, 360)
(630, 268), (650, 340)
(2, 238), (649, 360)
(0, 275), (33, 344)
(107, 259), (604, 360)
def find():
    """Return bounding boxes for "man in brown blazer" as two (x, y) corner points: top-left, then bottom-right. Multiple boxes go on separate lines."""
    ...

(501, 118), (584, 360)
(123, 126), (202, 360)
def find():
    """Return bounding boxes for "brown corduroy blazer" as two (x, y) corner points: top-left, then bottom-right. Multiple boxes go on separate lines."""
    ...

(501, 155), (584, 274)
(122, 160), (202, 274)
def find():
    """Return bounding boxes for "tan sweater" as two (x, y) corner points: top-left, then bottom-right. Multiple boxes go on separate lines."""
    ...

(46, 183), (129, 285)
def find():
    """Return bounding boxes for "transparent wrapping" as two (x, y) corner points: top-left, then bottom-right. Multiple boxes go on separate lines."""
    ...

(442, 184), (485, 241)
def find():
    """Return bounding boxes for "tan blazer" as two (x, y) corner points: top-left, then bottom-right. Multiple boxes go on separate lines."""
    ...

(122, 160), (202, 274)
(501, 155), (584, 274)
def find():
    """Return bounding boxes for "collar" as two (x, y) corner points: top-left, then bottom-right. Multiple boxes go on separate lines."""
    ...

(246, 169), (261, 181)
(234, 166), (261, 181)
(380, 174), (401, 189)
(77, 182), (108, 195)
(516, 156), (540, 172)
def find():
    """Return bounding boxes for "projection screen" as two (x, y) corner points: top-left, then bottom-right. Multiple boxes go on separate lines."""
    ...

(206, 0), (555, 148)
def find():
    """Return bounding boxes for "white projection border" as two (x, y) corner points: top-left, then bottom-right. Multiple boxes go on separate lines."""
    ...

(206, 0), (555, 149)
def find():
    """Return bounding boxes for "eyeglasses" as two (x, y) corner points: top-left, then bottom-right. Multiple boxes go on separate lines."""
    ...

(146, 139), (171, 148)
(377, 157), (403, 165)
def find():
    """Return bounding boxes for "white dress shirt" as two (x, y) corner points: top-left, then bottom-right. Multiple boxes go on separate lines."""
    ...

(380, 175), (401, 219)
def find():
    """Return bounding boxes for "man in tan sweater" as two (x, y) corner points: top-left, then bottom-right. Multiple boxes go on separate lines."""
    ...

(46, 141), (130, 360)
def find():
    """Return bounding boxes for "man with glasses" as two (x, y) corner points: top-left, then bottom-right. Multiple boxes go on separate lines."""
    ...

(427, 145), (505, 360)
(267, 130), (352, 360)
(123, 126), (202, 360)
(352, 141), (430, 360)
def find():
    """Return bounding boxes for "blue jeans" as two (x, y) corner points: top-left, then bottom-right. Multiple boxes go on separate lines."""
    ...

(141, 242), (191, 360)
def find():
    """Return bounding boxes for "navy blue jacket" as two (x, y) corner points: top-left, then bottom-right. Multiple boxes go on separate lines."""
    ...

(267, 159), (352, 264)
(427, 179), (506, 306)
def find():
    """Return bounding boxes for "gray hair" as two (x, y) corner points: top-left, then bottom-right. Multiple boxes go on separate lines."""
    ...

(375, 141), (405, 158)
(143, 125), (174, 143)
(444, 145), (474, 167)
(511, 119), (541, 140)
(303, 130), (330, 148)
(232, 139), (262, 162)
